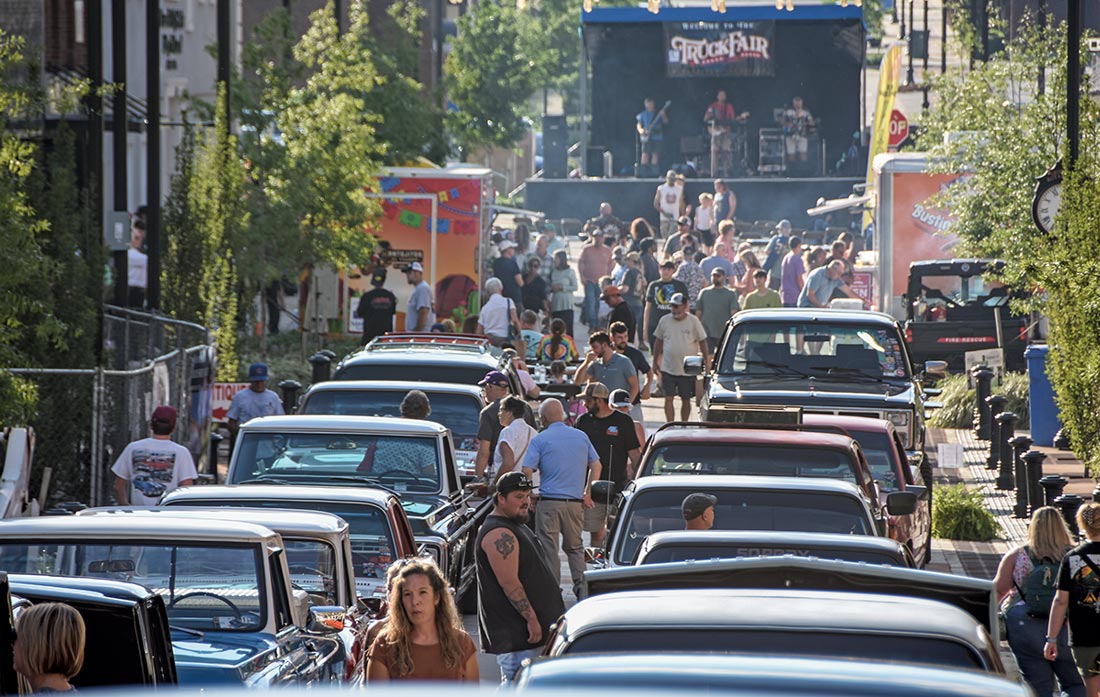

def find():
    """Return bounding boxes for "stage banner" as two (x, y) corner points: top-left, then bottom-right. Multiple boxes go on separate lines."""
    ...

(664, 21), (775, 78)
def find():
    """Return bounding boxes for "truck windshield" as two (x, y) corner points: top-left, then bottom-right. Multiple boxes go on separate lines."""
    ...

(643, 443), (857, 483)
(230, 431), (441, 493)
(300, 390), (481, 454)
(0, 541), (265, 631)
(614, 488), (872, 564)
(718, 321), (910, 380)
(639, 544), (902, 566)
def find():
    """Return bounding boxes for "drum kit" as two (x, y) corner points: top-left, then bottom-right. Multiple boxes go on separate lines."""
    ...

(704, 113), (751, 178)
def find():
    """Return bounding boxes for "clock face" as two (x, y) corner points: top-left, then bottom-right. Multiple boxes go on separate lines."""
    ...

(1034, 182), (1062, 233)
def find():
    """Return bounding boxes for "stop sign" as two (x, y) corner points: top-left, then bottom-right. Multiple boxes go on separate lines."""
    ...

(888, 109), (910, 147)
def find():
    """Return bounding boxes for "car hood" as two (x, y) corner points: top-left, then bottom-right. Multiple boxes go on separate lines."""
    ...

(710, 375), (914, 404)
(171, 631), (279, 685)
(583, 556), (995, 632)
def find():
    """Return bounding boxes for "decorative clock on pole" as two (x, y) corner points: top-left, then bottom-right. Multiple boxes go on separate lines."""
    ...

(1032, 160), (1063, 234)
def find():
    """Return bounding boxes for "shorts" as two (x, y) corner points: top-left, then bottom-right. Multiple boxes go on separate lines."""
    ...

(661, 371), (696, 399)
(583, 502), (610, 532)
(697, 228), (715, 247)
(642, 139), (662, 156)
(1072, 645), (1100, 675)
(786, 135), (808, 155)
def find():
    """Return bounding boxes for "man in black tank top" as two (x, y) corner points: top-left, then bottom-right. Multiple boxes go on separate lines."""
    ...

(476, 471), (566, 684)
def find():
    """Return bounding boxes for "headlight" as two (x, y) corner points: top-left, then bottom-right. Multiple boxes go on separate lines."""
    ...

(887, 411), (912, 446)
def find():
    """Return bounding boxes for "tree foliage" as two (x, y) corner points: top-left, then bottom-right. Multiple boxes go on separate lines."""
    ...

(445, 1), (537, 153)
(916, 21), (1100, 471)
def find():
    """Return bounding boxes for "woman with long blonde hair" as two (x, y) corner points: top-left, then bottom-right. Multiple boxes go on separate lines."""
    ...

(994, 506), (1083, 697)
(734, 249), (762, 298)
(366, 558), (478, 682)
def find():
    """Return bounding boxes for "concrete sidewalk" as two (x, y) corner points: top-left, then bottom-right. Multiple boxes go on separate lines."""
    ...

(925, 426), (1096, 579)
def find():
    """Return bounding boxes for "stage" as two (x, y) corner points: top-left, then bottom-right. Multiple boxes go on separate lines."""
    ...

(523, 176), (863, 231)
(579, 4), (866, 181)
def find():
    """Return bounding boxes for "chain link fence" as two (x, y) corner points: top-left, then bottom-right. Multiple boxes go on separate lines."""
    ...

(8, 306), (215, 508)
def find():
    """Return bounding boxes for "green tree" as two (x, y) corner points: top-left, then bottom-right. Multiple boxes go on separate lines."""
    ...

(915, 22), (1100, 470)
(162, 121), (204, 323)
(445, 1), (538, 153)
(0, 32), (60, 424)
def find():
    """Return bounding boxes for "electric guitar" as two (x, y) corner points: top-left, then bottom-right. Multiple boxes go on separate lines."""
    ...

(639, 100), (672, 144)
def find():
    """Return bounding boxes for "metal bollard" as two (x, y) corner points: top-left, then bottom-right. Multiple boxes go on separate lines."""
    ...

(209, 431), (224, 475)
(1093, 484), (1100, 503)
(973, 366), (995, 440)
(1041, 475), (1069, 506)
(995, 412), (1019, 490)
(986, 395), (1007, 470)
(1054, 427), (1071, 450)
(319, 349), (337, 361)
(309, 353), (332, 384)
(278, 379), (302, 415)
(1023, 450), (1046, 516)
(1055, 494), (1085, 537)
(1009, 435), (1032, 516)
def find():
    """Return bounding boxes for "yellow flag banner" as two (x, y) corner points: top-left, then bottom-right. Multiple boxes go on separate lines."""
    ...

(863, 44), (903, 234)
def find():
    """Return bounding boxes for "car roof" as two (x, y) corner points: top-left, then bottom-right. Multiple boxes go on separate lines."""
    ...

(77, 506), (350, 536)
(630, 474), (864, 497)
(518, 654), (1027, 696)
(238, 414), (447, 435)
(339, 342), (502, 366)
(730, 308), (898, 326)
(562, 588), (983, 640)
(640, 530), (907, 555)
(909, 258), (1003, 273)
(649, 425), (857, 449)
(801, 414), (895, 435)
(161, 484), (396, 507)
(11, 574), (159, 605)
(302, 380), (484, 398)
(0, 515), (279, 543)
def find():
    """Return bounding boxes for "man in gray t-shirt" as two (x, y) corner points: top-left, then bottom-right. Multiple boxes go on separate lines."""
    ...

(574, 330), (640, 401)
(799, 260), (863, 308)
(227, 362), (285, 437)
(403, 261), (436, 331)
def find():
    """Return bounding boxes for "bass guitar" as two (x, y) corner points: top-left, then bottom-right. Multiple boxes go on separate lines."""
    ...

(639, 100), (672, 144)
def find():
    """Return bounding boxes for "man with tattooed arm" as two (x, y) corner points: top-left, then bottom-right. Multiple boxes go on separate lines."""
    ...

(476, 471), (567, 685)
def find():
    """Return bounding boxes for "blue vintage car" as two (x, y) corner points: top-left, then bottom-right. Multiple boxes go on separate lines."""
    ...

(0, 515), (346, 687)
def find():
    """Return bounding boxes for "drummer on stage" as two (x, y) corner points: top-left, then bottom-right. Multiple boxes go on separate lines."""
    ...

(703, 90), (748, 175)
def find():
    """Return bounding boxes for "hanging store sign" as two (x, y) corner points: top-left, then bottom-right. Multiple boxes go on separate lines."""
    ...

(664, 21), (775, 78)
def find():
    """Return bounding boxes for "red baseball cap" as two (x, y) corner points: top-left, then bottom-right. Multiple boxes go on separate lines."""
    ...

(151, 405), (177, 429)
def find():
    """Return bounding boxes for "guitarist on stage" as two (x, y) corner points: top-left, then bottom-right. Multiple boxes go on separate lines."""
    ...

(636, 97), (669, 177)
(703, 90), (748, 177)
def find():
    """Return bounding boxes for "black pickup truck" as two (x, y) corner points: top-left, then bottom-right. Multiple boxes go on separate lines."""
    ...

(904, 260), (1030, 372)
(691, 308), (932, 464)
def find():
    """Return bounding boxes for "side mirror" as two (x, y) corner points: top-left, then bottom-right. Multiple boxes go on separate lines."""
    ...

(886, 490), (918, 516)
(906, 451), (925, 469)
(358, 596), (384, 617)
(923, 360), (948, 379)
(590, 480), (616, 505)
(683, 356), (704, 376)
(906, 485), (929, 500)
(307, 605), (347, 635)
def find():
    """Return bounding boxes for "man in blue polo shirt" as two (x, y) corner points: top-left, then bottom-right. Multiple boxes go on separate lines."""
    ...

(523, 399), (603, 599)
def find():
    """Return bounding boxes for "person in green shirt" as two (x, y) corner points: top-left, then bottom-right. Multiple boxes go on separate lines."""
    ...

(742, 269), (782, 310)
(695, 268), (741, 352)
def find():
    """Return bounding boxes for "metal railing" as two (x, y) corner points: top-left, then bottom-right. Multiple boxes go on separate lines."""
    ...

(5, 306), (215, 507)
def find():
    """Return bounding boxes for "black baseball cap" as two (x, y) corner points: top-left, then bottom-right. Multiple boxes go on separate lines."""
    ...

(682, 492), (717, 520)
(497, 471), (534, 495)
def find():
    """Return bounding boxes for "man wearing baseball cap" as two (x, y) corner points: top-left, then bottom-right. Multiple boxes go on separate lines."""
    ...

(601, 285), (636, 343)
(575, 381), (641, 547)
(682, 492), (717, 530)
(493, 239), (525, 312)
(609, 388), (647, 447)
(653, 292), (708, 422)
(402, 261), (436, 331)
(642, 259), (689, 351)
(227, 362), (285, 437)
(355, 268), (397, 344)
(475, 370), (535, 481)
(112, 405), (198, 506)
(476, 470), (565, 684)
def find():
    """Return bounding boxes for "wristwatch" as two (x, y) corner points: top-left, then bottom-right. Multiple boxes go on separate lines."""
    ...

(1045, 637), (1057, 643)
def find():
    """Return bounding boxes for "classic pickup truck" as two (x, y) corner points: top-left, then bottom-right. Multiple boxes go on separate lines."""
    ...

(223, 415), (493, 611)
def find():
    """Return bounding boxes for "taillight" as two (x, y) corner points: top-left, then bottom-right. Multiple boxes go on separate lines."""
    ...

(905, 326), (912, 343)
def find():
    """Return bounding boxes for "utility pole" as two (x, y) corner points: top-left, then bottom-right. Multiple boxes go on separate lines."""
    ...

(146, 0), (161, 309)
(112, 0), (128, 308)
(217, 0), (231, 137)
(1068, 0), (1081, 166)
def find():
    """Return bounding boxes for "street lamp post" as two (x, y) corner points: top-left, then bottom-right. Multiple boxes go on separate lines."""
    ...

(906, 0), (915, 84)
(1068, 0), (1082, 166)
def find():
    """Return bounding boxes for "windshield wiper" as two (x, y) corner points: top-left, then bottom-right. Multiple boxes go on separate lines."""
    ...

(169, 625), (205, 638)
(807, 366), (886, 381)
(238, 477), (291, 485)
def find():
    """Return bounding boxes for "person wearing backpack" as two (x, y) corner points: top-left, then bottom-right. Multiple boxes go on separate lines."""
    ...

(1047, 502), (1100, 697)
(995, 506), (1084, 697)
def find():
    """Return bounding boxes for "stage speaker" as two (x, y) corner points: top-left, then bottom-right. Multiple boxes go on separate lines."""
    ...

(586, 146), (607, 177)
(542, 116), (568, 179)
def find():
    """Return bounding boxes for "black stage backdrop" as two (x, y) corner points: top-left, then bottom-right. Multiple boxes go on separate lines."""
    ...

(587, 19), (864, 177)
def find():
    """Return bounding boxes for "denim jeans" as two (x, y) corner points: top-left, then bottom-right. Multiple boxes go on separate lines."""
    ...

(1005, 603), (1084, 697)
(497, 647), (543, 685)
(582, 281), (600, 328)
